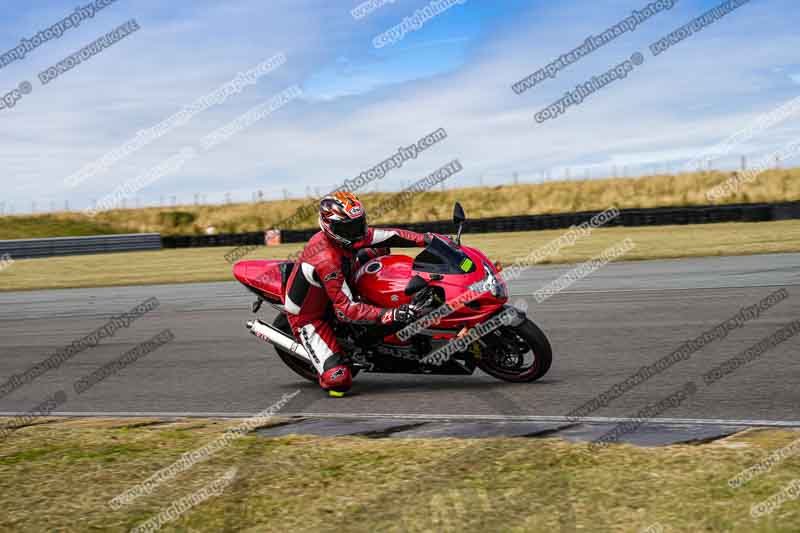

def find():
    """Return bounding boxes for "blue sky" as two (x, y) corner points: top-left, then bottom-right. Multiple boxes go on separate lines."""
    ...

(1, 0), (798, 213)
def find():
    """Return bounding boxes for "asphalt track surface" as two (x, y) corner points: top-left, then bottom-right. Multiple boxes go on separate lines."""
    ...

(1, 253), (798, 423)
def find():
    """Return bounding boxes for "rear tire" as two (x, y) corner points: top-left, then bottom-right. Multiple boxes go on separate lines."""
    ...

(477, 318), (552, 383)
(270, 314), (360, 382)
(272, 314), (318, 382)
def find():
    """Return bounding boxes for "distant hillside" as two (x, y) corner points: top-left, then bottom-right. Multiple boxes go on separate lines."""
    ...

(1, 168), (798, 239)
(0, 215), (125, 240)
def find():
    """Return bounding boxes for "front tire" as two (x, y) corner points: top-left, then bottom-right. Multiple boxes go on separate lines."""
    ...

(477, 318), (552, 383)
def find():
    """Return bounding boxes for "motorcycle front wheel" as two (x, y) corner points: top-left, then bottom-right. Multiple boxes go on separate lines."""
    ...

(477, 318), (552, 383)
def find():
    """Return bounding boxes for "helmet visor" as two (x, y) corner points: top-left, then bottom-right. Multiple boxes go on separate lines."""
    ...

(331, 216), (367, 243)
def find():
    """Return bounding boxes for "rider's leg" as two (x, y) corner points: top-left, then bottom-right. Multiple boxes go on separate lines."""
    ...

(296, 319), (352, 393)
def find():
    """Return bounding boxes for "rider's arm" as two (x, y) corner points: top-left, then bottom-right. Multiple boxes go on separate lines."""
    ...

(363, 228), (430, 248)
(315, 260), (387, 325)
(354, 247), (390, 269)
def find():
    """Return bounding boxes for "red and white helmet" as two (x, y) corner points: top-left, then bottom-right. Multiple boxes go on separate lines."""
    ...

(319, 191), (368, 247)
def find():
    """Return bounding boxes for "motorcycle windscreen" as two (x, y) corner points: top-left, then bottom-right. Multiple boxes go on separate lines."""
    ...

(412, 236), (477, 275)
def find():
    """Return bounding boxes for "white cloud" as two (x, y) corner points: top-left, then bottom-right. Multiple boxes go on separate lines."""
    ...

(2, 0), (800, 212)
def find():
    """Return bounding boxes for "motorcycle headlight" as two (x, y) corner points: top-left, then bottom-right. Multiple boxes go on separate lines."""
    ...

(477, 262), (507, 299)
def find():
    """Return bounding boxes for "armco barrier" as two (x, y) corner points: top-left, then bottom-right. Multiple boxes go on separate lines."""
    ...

(160, 200), (800, 248)
(0, 233), (162, 259)
(161, 231), (265, 249)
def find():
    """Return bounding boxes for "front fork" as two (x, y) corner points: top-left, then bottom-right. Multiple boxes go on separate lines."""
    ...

(463, 304), (528, 360)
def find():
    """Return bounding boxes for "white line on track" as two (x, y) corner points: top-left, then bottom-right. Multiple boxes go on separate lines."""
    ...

(1, 411), (799, 427)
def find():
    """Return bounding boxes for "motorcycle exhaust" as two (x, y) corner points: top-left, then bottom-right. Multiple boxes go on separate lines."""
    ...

(246, 319), (313, 364)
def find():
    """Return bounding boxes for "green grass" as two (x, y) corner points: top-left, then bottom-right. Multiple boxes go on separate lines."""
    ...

(1, 418), (799, 532)
(1, 219), (799, 292)
(2, 167), (798, 238)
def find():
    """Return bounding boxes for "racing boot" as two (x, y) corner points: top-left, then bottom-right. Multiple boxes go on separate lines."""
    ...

(318, 353), (353, 397)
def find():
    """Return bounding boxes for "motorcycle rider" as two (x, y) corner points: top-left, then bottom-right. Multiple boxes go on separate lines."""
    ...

(284, 191), (431, 396)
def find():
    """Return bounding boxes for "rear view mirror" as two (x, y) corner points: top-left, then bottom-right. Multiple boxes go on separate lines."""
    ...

(404, 275), (429, 296)
(453, 202), (466, 224)
(453, 202), (466, 245)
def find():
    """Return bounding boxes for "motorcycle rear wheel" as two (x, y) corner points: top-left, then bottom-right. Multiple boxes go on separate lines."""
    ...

(271, 314), (360, 382)
(477, 318), (552, 383)
(272, 314), (318, 382)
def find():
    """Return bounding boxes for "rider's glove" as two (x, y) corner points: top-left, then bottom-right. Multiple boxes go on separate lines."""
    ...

(380, 304), (417, 326)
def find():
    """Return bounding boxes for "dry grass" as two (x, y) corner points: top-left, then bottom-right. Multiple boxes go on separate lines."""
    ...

(0, 219), (798, 292)
(2, 168), (799, 238)
(1, 417), (799, 532)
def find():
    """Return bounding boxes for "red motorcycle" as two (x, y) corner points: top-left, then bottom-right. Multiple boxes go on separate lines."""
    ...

(233, 203), (552, 384)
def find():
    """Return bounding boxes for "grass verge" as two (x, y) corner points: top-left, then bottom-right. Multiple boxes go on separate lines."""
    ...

(0, 219), (798, 292)
(0, 418), (799, 532)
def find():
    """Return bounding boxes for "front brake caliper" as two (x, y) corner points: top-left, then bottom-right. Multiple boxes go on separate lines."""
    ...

(470, 342), (481, 359)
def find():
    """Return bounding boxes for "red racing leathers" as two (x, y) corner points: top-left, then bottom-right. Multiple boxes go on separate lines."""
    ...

(284, 227), (427, 390)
